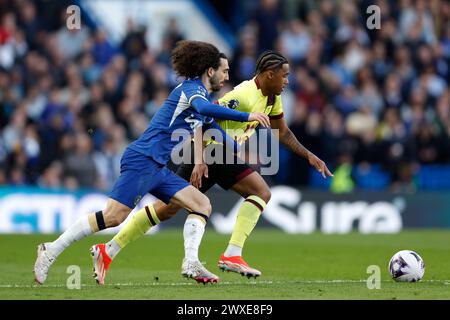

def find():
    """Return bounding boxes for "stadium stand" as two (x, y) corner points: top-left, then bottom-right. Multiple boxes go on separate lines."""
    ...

(0, 0), (449, 191)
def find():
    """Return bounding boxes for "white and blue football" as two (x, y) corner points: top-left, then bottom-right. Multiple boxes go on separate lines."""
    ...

(389, 250), (425, 282)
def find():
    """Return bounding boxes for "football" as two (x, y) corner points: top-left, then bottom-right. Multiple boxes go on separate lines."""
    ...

(389, 250), (425, 282)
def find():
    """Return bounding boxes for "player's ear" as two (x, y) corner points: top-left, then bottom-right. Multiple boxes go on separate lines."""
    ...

(267, 70), (274, 79)
(207, 67), (215, 78)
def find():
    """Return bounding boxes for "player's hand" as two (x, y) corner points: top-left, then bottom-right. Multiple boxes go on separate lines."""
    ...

(190, 163), (208, 189)
(248, 112), (270, 127)
(307, 151), (333, 178)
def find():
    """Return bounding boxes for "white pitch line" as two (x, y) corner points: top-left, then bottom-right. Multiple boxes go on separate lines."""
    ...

(1, 279), (450, 288)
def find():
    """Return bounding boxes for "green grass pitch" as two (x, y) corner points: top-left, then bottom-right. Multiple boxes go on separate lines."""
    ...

(0, 230), (449, 300)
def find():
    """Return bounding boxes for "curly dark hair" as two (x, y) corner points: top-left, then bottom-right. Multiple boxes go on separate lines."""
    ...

(171, 40), (222, 78)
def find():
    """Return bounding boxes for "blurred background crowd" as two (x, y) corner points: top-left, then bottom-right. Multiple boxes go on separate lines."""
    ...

(1, 0), (450, 193)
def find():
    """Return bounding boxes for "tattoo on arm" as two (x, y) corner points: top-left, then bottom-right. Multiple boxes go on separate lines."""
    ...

(279, 128), (309, 159)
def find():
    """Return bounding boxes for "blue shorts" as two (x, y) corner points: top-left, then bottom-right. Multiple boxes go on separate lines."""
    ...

(109, 148), (190, 208)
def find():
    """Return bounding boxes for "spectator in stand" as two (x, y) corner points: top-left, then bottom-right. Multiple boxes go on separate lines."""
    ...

(92, 28), (116, 66)
(62, 131), (98, 189)
(230, 24), (259, 85)
(252, 0), (283, 52)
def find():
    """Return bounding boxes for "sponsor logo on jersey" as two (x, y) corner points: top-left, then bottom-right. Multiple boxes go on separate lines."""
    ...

(227, 99), (239, 109)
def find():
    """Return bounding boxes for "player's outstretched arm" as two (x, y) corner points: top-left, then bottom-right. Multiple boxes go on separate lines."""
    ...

(190, 125), (208, 189)
(191, 97), (270, 126)
(203, 120), (240, 154)
(270, 117), (333, 178)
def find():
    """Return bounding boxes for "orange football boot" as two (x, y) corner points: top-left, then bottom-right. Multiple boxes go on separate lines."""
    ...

(90, 244), (112, 285)
(218, 254), (261, 278)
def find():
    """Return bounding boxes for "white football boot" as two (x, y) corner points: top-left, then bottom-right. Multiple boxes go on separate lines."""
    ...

(33, 243), (56, 284)
(181, 258), (219, 284)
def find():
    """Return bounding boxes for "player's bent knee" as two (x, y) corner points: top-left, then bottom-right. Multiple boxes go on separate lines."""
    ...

(158, 204), (180, 221)
(103, 207), (130, 227)
(204, 201), (212, 216)
(171, 186), (211, 216)
(103, 213), (121, 227)
(168, 204), (181, 217)
(196, 196), (212, 216)
(259, 188), (271, 204)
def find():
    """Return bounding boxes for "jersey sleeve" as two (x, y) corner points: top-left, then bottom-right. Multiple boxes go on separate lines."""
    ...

(217, 86), (248, 110)
(269, 95), (284, 119)
(183, 83), (209, 104)
(191, 98), (249, 122)
(183, 82), (249, 122)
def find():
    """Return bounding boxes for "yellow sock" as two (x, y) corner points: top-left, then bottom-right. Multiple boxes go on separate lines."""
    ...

(229, 195), (266, 249)
(113, 204), (159, 248)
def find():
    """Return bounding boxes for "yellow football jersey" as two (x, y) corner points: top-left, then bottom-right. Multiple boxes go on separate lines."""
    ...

(215, 78), (284, 145)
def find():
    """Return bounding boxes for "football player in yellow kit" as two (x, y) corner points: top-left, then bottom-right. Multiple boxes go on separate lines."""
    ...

(92, 51), (333, 283)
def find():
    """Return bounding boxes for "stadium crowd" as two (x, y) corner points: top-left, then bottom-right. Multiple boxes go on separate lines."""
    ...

(1, 0), (450, 192)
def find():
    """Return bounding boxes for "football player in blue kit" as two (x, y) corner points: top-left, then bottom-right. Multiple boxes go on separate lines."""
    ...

(33, 40), (270, 284)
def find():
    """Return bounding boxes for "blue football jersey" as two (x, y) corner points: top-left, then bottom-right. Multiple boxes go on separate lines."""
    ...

(128, 78), (211, 164)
